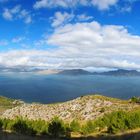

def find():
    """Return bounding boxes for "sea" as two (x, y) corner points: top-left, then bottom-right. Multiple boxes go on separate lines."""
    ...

(0, 72), (140, 104)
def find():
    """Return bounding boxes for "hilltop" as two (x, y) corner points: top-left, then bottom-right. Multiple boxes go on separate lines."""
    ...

(0, 95), (140, 139)
(1, 95), (139, 122)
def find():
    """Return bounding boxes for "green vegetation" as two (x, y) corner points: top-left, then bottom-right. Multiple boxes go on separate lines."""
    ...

(48, 117), (66, 137)
(1, 110), (140, 138)
(81, 120), (95, 135)
(70, 120), (81, 132)
(94, 110), (140, 134)
(0, 96), (22, 114)
(0, 96), (14, 106)
(131, 96), (140, 103)
(0, 95), (140, 138)
(0, 118), (49, 136)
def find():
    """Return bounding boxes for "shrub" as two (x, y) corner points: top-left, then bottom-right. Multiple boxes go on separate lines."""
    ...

(0, 119), (3, 129)
(105, 111), (140, 134)
(70, 120), (81, 132)
(1, 110), (140, 137)
(11, 118), (36, 135)
(125, 111), (140, 129)
(107, 111), (128, 133)
(2, 119), (13, 130)
(131, 97), (140, 103)
(81, 120), (95, 135)
(30, 119), (48, 135)
(48, 117), (66, 137)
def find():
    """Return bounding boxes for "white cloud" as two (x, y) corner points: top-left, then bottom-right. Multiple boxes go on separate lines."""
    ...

(46, 21), (140, 70)
(34, 0), (118, 10)
(12, 37), (25, 43)
(120, 6), (132, 13)
(11, 5), (21, 14)
(51, 12), (74, 27)
(2, 5), (21, 20)
(91, 0), (118, 10)
(18, 9), (32, 24)
(24, 16), (32, 24)
(76, 14), (93, 21)
(51, 12), (94, 27)
(2, 5), (32, 24)
(1, 21), (140, 70)
(2, 8), (13, 20)
(34, 0), (75, 9)
(0, 40), (8, 46)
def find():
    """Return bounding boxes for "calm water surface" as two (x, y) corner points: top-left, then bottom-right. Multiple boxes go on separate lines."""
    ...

(0, 72), (140, 103)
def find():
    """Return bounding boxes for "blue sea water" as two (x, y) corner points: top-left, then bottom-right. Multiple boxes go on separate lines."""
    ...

(0, 72), (140, 103)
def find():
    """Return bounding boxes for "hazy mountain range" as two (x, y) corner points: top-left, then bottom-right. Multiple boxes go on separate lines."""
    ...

(0, 66), (140, 76)
(58, 69), (140, 76)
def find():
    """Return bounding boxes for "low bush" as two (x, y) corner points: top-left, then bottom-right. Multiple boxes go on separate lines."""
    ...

(48, 117), (66, 137)
(70, 120), (81, 132)
(131, 97), (140, 103)
(97, 110), (140, 134)
(30, 119), (48, 135)
(11, 118), (36, 135)
(0, 110), (140, 137)
(81, 120), (95, 135)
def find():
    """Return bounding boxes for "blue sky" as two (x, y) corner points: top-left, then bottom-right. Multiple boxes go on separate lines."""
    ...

(0, 0), (140, 71)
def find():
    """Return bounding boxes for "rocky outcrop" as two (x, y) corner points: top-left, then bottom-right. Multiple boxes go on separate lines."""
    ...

(1, 95), (139, 122)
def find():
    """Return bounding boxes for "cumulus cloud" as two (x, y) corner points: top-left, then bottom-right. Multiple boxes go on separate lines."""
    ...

(51, 11), (74, 27)
(34, 0), (118, 10)
(1, 21), (140, 70)
(2, 5), (32, 24)
(51, 12), (94, 27)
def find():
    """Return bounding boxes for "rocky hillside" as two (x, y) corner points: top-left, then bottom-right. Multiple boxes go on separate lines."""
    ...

(0, 96), (24, 115)
(1, 95), (139, 122)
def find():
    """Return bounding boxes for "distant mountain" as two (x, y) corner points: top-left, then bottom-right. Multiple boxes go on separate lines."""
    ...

(58, 69), (140, 76)
(0, 66), (43, 72)
(0, 66), (140, 76)
(37, 69), (61, 75)
(99, 69), (140, 76)
(58, 69), (92, 75)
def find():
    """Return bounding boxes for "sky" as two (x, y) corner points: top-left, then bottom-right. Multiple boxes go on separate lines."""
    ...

(0, 0), (140, 71)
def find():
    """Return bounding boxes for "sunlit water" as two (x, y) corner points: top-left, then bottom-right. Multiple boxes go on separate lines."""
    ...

(0, 72), (140, 103)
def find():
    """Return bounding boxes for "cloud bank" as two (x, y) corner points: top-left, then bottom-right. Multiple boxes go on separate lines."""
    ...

(1, 21), (140, 70)
(34, 0), (118, 10)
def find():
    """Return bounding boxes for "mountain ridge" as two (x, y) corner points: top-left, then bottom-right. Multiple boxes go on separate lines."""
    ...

(0, 66), (140, 76)
(57, 69), (140, 76)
